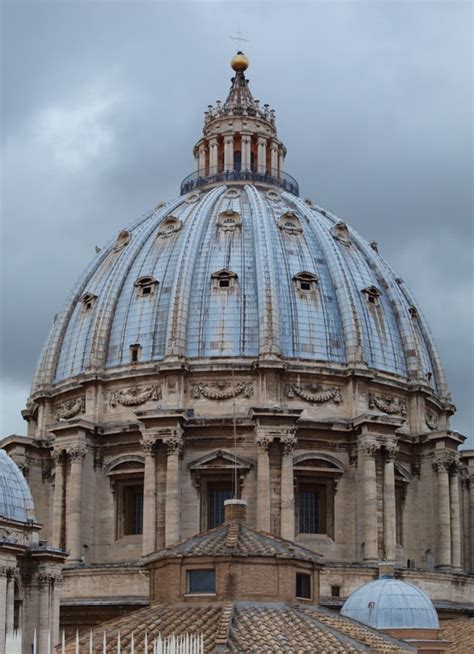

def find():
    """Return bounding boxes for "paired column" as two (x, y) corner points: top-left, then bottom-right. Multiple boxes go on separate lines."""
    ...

(241, 133), (252, 172)
(37, 572), (52, 654)
(208, 136), (218, 175)
(270, 141), (279, 175)
(164, 429), (183, 546)
(383, 444), (398, 562)
(51, 449), (65, 549)
(433, 456), (452, 567)
(359, 440), (379, 562)
(66, 446), (87, 563)
(257, 136), (267, 174)
(198, 143), (206, 176)
(255, 431), (272, 532)
(450, 460), (462, 569)
(142, 439), (158, 555)
(0, 566), (8, 654)
(280, 430), (297, 541)
(224, 134), (234, 172)
(278, 151), (284, 178)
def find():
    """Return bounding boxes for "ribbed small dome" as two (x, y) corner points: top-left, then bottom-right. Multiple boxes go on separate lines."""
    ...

(31, 185), (447, 396)
(0, 449), (36, 523)
(341, 577), (439, 630)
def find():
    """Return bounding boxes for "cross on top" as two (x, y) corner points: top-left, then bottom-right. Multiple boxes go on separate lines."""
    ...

(231, 30), (248, 45)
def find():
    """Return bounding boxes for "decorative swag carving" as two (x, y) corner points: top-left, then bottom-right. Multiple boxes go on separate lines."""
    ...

(191, 381), (253, 400)
(368, 393), (407, 417)
(110, 384), (161, 407)
(285, 383), (342, 404)
(55, 397), (85, 421)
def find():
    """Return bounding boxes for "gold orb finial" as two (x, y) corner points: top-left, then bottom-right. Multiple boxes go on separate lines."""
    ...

(231, 51), (249, 72)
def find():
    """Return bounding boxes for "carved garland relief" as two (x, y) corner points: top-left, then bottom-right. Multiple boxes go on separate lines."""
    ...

(55, 397), (85, 421)
(368, 393), (407, 417)
(425, 409), (439, 431)
(191, 381), (253, 400)
(109, 384), (162, 407)
(285, 383), (342, 404)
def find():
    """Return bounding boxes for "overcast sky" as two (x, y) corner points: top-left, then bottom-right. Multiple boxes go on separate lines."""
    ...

(1, 1), (473, 446)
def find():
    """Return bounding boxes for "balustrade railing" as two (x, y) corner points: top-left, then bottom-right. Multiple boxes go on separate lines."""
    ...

(180, 168), (299, 196)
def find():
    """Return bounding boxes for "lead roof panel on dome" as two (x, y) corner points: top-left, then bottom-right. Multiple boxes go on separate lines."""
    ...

(0, 449), (36, 523)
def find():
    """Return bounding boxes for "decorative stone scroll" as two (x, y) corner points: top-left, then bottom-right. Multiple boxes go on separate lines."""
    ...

(286, 383), (342, 404)
(109, 384), (162, 408)
(425, 409), (439, 431)
(55, 397), (85, 421)
(368, 393), (407, 418)
(191, 381), (253, 400)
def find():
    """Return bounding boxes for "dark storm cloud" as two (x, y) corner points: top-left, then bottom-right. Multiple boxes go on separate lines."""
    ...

(1, 2), (472, 444)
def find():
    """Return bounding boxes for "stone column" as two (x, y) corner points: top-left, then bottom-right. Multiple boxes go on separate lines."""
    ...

(257, 136), (267, 174)
(433, 456), (451, 567)
(241, 133), (252, 172)
(5, 567), (15, 636)
(383, 444), (398, 562)
(209, 136), (218, 175)
(360, 441), (379, 562)
(450, 461), (462, 569)
(164, 430), (183, 546)
(66, 446), (86, 563)
(0, 566), (7, 654)
(255, 431), (272, 532)
(198, 142), (206, 176)
(37, 572), (51, 654)
(280, 430), (297, 541)
(224, 134), (234, 172)
(51, 574), (62, 649)
(51, 449), (65, 549)
(278, 150), (284, 178)
(142, 439), (157, 555)
(270, 141), (279, 176)
(469, 475), (474, 573)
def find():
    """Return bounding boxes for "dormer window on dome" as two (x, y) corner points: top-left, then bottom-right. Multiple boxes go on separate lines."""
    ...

(211, 269), (238, 290)
(278, 211), (302, 234)
(134, 276), (158, 297)
(130, 343), (141, 363)
(158, 216), (182, 238)
(114, 229), (131, 252)
(80, 292), (97, 312)
(330, 222), (351, 246)
(362, 286), (381, 306)
(294, 272), (318, 293)
(218, 210), (241, 232)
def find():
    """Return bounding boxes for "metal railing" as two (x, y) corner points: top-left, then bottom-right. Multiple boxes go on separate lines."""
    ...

(180, 168), (299, 196)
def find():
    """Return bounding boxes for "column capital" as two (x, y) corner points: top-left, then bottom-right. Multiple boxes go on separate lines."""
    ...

(358, 439), (380, 459)
(383, 442), (399, 461)
(163, 427), (184, 456)
(142, 437), (158, 456)
(255, 432), (273, 453)
(67, 445), (87, 462)
(51, 448), (64, 463)
(432, 450), (458, 474)
(280, 429), (297, 456)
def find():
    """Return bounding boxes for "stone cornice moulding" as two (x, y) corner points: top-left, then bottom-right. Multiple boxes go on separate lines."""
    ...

(48, 418), (97, 437)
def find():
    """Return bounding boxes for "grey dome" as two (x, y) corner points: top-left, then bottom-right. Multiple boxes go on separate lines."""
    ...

(341, 577), (439, 630)
(32, 184), (447, 395)
(0, 449), (35, 523)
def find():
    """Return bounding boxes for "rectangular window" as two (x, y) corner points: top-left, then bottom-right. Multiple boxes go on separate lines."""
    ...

(124, 485), (143, 535)
(299, 483), (328, 534)
(188, 569), (215, 594)
(331, 585), (341, 598)
(208, 484), (233, 529)
(296, 573), (311, 599)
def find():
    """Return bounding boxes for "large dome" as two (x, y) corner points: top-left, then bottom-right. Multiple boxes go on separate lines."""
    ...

(32, 183), (446, 395)
(0, 449), (35, 523)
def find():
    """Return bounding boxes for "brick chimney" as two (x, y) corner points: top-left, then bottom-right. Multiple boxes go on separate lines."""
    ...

(224, 499), (247, 523)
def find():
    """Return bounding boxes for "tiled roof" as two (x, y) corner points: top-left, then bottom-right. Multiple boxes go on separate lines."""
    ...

(440, 618), (474, 653)
(62, 602), (414, 653)
(146, 522), (322, 563)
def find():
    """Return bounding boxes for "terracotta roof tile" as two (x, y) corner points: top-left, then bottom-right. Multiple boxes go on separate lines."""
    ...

(440, 618), (474, 653)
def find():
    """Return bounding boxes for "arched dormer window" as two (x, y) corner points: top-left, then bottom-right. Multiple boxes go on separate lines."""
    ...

(293, 453), (345, 538)
(330, 222), (351, 246)
(134, 276), (158, 297)
(211, 269), (238, 291)
(218, 210), (241, 232)
(157, 216), (182, 238)
(278, 211), (302, 234)
(106, 457), (145, 539)
(293, 272), (318, 294)
(114, 229), (131, 252)
(362, 285), (381, 306)
(80, 292), (97, 312)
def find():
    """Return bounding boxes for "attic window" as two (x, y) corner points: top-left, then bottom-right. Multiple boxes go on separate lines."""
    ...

(296, 573), (312, 600)
(278, 212), (302, 234)
(158, 216), (182, 238)
(218, 210), (241, 232)
(330, 222), (351, 246)
(362, 286), (381, 306)
(187, 569), (215, 594)
(80, 293), (97, 311)
(130, 344), (141, 363)
(294, 272), (318, 293)
(211, 269), (238, 291)
(134, 276), (158, 297)
(114, 229), (131, 252)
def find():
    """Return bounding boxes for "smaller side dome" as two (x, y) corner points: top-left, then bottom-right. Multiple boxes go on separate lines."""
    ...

(0, 449), (36, 523)
(341, 577), (439, 630)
